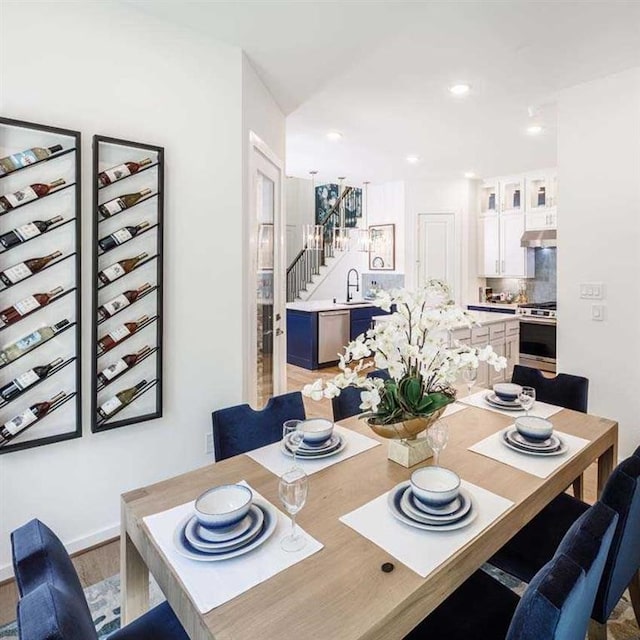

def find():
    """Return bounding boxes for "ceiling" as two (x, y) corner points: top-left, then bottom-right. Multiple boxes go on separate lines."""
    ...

(130, 1), (640, 183)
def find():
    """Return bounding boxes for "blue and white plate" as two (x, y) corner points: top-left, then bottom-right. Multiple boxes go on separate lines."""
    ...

(195, 513), (253, 542)
(296, 433), (341, 452)
(387, 481), (477, 532)
(184, 504), (264, 552)
(509, 430), (559, 450)
(173, 499), (277, 561)
(502, 428), (568, 457)
(281, 434), (346, 459)
(400, 486), (472, 525)
(485, 392), (523, 411)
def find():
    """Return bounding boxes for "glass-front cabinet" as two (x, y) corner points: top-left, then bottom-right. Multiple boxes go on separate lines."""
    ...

(525, 169), (557, 230)
(499, 175), (525, 215)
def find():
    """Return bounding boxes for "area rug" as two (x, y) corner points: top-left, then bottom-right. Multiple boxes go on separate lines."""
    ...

(1, 566), (637, 638)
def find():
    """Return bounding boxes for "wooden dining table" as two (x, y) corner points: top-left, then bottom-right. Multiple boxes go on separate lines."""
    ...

(120, 403), (617, 640)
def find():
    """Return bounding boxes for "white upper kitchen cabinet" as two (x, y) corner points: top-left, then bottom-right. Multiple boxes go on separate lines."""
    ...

(477, 215), (500, 277)
(525, 169), (558, 230)
(478, 213), (533, 278)
(479, 178), (499, 215)
(498, 174), (525, 215)
(501, 214), (534, 277)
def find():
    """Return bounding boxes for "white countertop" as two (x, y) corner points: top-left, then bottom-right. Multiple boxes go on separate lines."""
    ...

(372, 310), (518, 328)
(287, 300), (379, 312)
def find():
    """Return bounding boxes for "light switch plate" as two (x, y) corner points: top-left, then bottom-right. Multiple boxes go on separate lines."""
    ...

(591, 304), (605, 321)
(581, 283), (604, 299)
(205, 432), (214, 454)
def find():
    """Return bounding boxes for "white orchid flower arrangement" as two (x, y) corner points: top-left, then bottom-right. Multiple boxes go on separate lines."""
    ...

(303, 280), (507, 425)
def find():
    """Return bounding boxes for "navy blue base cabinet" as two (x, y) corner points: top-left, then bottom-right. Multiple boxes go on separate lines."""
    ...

(287, 305), (391, 371)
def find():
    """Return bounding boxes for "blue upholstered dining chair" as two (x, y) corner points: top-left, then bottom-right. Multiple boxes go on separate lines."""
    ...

(512, 364), (590, 498)
(331, 369), (391, 422)
(489, 447), (640, 639)
(211, 390), (305, 461)
(404, 501), (618, 640)
(12, 519), (189, 640)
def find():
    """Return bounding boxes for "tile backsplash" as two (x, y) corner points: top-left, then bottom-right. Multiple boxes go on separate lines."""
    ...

(362, 272), (405, 297)
(486, 248), (557, 303)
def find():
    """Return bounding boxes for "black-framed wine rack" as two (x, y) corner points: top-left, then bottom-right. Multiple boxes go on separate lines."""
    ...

(91, 136), (163, 432)
(0, 117), (82, 454)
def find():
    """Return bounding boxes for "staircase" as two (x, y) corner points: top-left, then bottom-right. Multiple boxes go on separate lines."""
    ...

(286, 186), (353, 302)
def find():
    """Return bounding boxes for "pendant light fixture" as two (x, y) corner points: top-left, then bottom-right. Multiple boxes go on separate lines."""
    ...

(352, 181), (371, 252)
(302, 170), (323, 251)
(332, 176), (351, 252)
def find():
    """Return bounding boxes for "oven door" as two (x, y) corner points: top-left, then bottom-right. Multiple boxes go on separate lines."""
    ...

(519, 319), (557, 373)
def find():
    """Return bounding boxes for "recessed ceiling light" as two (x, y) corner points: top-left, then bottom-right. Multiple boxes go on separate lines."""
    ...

(449, 83), (471, 96)
(464, 171), (476, 179)
(406, 155), (420, 164)
(326, 131), (343, 141)
(526, 124), (543, 135)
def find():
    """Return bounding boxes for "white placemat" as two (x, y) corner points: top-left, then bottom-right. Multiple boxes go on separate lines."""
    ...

(468, 428), (590, 478)
(339, 480), (513, 578)
(247, 424), (380, 477)
(458, 390), (563, 419)
(143, 481), (323, 613)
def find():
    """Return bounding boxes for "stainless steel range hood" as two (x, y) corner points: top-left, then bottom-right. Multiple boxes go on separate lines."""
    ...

(520, 229), (557, 248)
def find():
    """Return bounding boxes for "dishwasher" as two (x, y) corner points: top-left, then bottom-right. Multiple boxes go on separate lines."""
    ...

(318, 310), (350, 364)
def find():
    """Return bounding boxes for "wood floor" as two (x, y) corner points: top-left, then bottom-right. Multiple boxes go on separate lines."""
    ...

(0, 362), (599, 624)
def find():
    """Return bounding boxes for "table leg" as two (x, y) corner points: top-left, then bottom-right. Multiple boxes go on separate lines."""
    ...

(120, 517), (149, 624)
(597, 443), (617, 500)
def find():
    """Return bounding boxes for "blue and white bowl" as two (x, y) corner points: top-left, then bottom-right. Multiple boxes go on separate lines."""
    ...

(300, 418), (334, 445)
(194, 484), (252, 528)
(515, 416), (553, 442)
(493, 383), (522, 402)
(410, 466), (461, 508)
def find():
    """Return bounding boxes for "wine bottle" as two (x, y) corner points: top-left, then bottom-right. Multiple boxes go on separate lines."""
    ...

(98, 221), (150, 252)
(98, 283), (152, 320)
(98, 252), (148, 285)
(0, 391), (67, 446)
(98, 158), (152, 186)
(98, 346), (151, 385)
(0, 319), (70, 364)
(0, 144), (63, 175)
(98, 188), (152, 218)
(0, 179), (66, 213)
(0, 286), (64, 326)
(0, 251), (63, 286)
(98, 380), (147, 419)
(98, 315), (149, 353)
(0, 215), (64, 249)
(0, 357), (64, 401)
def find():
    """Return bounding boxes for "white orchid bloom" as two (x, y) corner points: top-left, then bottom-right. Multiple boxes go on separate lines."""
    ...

(359, 388), (381, 412)
(302, 378), (325, 401)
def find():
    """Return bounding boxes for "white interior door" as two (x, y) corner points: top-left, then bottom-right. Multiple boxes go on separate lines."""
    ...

(247, 133), (285, 408)
(418, 213), (456, 296)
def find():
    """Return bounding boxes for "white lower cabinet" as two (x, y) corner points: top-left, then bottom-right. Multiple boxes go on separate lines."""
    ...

(451, 320), (520, 390)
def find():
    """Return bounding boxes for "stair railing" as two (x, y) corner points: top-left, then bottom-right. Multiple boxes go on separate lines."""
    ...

(286, 187), (353, 302)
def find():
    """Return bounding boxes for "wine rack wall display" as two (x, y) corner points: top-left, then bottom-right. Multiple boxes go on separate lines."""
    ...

(92, 136), (163, 432)
(0, 117), (82, 454)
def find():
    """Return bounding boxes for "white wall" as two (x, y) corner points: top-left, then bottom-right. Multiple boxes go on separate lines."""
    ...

(284, 177), (314, 265)
(0, 1), (283, 577)
(404, 178), (480, 303)
(557, 67), (640, 458)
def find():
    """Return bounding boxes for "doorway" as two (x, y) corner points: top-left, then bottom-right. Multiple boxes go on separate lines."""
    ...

(417, 213), (457, 298)
(247, 132), (286, 407)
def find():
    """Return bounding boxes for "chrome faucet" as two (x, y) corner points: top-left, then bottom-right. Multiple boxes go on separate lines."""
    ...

(346, 268), (360, 302)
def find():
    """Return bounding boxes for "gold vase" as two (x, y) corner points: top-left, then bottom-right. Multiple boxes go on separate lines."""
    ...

(366, 407), (446, 440)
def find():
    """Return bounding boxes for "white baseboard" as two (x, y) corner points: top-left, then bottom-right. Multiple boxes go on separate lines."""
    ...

(1, 523), (120, 582)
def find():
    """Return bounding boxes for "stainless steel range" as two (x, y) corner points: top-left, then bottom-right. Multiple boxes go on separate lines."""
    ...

(516, 302), (557, 373)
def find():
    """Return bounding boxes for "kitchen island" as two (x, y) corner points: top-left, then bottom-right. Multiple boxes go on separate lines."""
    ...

(287, 300), (519, 380)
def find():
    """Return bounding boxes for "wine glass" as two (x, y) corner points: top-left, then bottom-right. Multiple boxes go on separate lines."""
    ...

(278, 467), (309, 552)
(282, 419), (304, 467)
(427, 421), (449, 466)
(462, 366), (477, 396)
(519, 386), (536, 416)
